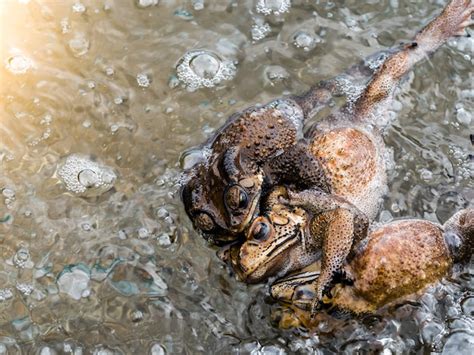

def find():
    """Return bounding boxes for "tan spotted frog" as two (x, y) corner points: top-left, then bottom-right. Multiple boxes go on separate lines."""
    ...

(184, 0), (473, 304)
(230, 193), (473, 320)
(270, 208), (474, 329)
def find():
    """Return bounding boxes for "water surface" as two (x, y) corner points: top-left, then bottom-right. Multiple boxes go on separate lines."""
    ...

(0, 0), (473, 353)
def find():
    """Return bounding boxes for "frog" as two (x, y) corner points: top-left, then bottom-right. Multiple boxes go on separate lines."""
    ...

(269, 208), (473, 329)
(223, 0), (474, 307)
(181, 59), (381, 245)
(230, 189), (473, 318)
(227, 187), (369, 285)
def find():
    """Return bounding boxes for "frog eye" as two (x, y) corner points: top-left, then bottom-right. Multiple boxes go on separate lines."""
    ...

(225, 185), (249, 211)
(251, 221), (271, 241)
(194, 212), (215, 232)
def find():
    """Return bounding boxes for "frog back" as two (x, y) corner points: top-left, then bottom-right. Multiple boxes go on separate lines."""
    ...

(309, 127), (387, 220)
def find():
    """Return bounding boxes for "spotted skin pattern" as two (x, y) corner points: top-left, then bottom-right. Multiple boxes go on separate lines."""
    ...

(269, 209), (473, 329)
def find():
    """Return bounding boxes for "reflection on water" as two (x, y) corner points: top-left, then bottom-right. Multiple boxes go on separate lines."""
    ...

(0, 0), (472, 353)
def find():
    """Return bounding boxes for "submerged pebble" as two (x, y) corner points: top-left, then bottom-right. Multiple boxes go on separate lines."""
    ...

(176, 50), (236, 90)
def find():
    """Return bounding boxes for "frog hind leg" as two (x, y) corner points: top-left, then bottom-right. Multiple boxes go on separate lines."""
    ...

(352, 0), (474, 120)
(292, 48), (398, 119)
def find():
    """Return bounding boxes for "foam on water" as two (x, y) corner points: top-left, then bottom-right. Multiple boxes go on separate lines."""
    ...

(256, 0), (292, 16)
(57, 154), (116, 196)
(5, 54), (33, 74)
(176, 50), (236, 90)
(252, 21), (272, 41)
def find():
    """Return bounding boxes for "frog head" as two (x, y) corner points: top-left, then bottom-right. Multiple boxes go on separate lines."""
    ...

(230, 187), (312, 282)
(181, 147), (264, 245)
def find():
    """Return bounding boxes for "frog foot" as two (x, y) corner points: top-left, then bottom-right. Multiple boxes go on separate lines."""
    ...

(453, 1), (473, 36)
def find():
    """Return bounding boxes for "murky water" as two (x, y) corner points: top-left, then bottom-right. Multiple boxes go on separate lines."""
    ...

(0, 0), (472, 353)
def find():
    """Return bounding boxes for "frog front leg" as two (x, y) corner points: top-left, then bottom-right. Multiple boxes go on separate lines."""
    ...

(285, 188), (369, 316)
(263, 142), (331, 193)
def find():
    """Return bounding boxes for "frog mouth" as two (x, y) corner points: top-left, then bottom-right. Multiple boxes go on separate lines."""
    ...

(235, 226), (304, 283)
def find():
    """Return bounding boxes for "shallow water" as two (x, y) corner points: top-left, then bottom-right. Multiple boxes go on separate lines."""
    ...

(0, 0), (473, 353)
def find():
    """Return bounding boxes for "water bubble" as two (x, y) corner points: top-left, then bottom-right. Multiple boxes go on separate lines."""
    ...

(157, 233), (172, 247)
(264, 65), (289, 84)
(419, 168), (433, 181)
(136, 0), (159, 8)
(156, 208), (169, 219)
(251, 22), (271, 41)
(130, 310), (144, 322)
(113, 97), (123, 105)
(60, 18), (71, 34)
(81, 222), (92, 231)
(93, 346), (116, 355)
(39, 347), (57, 355)
(2, 188), (15, 199)
(176, 50), (236, 90)
(461, 296), (474, 316)
(77, 169), (99, 188)
(105, 67), (114, 76)
(6, 55), (33, 74)
(68, 33), (90, 57)
(57, 265), (91, 301)
(136, 72), (151, 87)
(57, 154), (117, 196)
(138, 227), (150, 239)
(293, 31), (318, 51)
(13, 247), (31, 268)
(455, 103), (471, 125)
(174, 9), (194, 20)
(192, 0), (205, 10)
(150, 344), (166, 355)
(72, 2), (86, 13)
(179, 147), (211, 170)
(256, 0), (291, 16)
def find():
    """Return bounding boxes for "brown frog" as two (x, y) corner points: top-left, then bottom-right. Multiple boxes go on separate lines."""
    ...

(270, 208), (474, 329)
(181, 25), (403, 244)
(184, 0), (473, 302)
(231, 193), (473, 320)
(181, 63), (375, 244)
